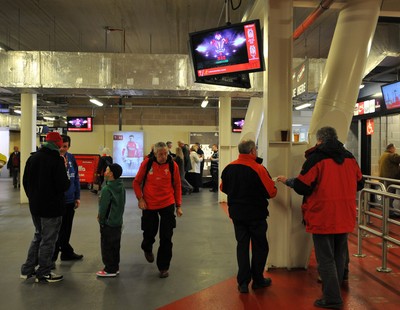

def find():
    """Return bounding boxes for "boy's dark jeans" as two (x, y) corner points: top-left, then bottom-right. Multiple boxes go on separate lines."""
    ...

(100, 225), (122, 273)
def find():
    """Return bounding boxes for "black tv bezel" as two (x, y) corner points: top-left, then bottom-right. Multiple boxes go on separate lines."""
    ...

(66, 116), (93, 132)
(189, 19), (265, 81)
(381, 81), (400, 112)
(196, 72), (251, 89)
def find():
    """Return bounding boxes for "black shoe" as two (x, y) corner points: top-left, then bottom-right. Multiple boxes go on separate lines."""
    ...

(252, 277), (272, 289)
(314, 299), (343, 309)
(144, 251), (154, 263)
(159, 270), (169, 278)
(35, 272), (63, 283)
(60, 253), (83, 261)
(237, 283), (249, 294)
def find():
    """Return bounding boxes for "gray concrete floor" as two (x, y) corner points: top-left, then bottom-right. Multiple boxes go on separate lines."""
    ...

(0, 178), (236, 310)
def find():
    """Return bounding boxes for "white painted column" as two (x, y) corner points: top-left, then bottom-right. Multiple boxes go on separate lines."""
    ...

(240, 97), (264, 143)
(309, 0), (381, 144)
(218, 96), (231, 203)
(20, 93), (37, 204)
(265, 0), (313, 269)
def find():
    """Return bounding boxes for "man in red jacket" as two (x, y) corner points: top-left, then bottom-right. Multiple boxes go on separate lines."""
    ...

(133, 141), (182, 279)
(278, 126), (364, 309)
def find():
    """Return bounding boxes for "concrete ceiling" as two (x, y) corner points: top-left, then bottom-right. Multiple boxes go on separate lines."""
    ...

(0, 0), (399, 119)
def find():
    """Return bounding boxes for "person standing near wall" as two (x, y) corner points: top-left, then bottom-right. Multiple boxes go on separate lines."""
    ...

(277, 126), (364, 309)
(209, 144), (219, 192)
(220, 139), (277, 294)
(378, 143), (400, 217)
(7, 146), (20, 188)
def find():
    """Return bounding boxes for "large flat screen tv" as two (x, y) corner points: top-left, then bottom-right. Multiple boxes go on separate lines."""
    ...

(67, 116), (93, 132)
(381, 81), (400, 110)
(189, 19), (264, 81)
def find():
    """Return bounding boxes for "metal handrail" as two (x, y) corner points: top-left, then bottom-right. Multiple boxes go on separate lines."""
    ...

(356, 187), (400, 273)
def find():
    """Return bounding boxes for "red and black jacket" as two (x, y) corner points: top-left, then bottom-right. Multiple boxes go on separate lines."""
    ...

(293, 140), (364, 234)
(220, 153), (277, 221)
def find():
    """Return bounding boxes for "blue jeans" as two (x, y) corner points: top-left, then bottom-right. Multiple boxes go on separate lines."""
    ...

(21, 215), (62, 277)
(313, 233), (347, 304)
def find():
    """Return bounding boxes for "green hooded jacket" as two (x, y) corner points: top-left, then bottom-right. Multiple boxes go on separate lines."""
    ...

(98, 179), (126, 227)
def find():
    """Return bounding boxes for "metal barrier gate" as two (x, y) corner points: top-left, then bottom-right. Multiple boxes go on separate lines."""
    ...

(356, 175), (400, 273)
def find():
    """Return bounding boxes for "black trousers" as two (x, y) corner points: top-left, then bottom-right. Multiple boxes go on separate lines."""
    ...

(210, 168), (218, 191)
(232, 219), (268, 285)
(100, 225), (122, 273)
(53, 202), (76, 260)
(141, 205), (176, 271)
(313, 233), (347, 304)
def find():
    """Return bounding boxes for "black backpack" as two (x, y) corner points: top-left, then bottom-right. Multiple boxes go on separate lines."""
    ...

(142, 155), (175, 189)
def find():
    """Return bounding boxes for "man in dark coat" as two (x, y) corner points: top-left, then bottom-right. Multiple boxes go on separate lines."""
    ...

(7, 146), (20, 188)
(21, 132), (70, 283)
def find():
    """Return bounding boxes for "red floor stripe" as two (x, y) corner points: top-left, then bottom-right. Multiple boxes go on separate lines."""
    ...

(158, 204), (400, 310)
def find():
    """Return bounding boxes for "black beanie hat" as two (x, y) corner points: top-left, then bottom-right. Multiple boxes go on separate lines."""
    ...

(109, 163), (123, 179)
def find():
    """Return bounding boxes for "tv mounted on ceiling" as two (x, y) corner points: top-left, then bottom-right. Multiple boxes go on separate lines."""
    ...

(189, 19), (264, 85)
(381, 81), (400, 110)
(67, 116), (93, 132)
(232, 117), (245, 133)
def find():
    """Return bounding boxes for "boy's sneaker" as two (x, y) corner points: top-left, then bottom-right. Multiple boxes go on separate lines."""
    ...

(35, 272), (63, 283)
(96, 270), (117, 277)
(20, 271), (36, 280)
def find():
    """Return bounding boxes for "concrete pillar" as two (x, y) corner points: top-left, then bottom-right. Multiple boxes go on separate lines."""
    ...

(218, 96), (231, 203)
(309, 0), (381, 144)
(20, 93), (37, 204)
(265, 0), (312, 269)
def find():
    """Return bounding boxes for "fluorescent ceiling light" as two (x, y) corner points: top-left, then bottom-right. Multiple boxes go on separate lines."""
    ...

(44, 116), (55, 121)
(295, 103), (312, 110)
(359, 84), (365, 89)
(201, 97), (208, 108)
(14, 109), (21, 114)
(292, 124), (302, 127)
(90, 98), (104, 106)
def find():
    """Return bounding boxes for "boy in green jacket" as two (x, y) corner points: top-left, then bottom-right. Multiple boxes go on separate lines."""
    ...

(96, 163), (126, 277)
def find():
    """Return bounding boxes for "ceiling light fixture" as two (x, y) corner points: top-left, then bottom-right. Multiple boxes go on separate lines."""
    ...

(43, 116), (55, 121)
(90, 98), (104, 106)
(359, 84), (365, 89)
(14, 109), (21, 114)
(295, 103), (312, 110)
(201, 97), (208, 108)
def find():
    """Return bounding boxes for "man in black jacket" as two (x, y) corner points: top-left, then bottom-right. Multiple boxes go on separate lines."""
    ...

(220, 139), (277, 294)
(21, 132), (70, 283)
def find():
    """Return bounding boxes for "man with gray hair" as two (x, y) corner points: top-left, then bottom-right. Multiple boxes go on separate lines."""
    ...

(220, 139), (277, 294)
(278, 126), (364, 309)
(133, 142), (182, 279)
